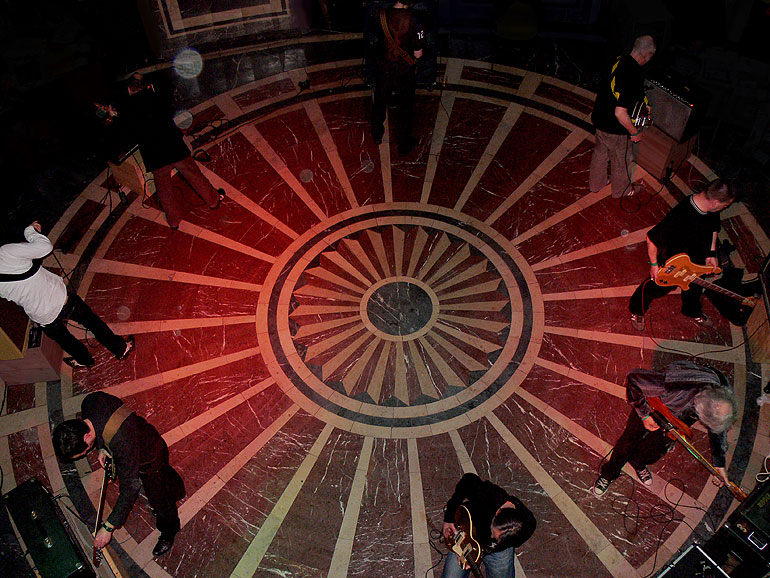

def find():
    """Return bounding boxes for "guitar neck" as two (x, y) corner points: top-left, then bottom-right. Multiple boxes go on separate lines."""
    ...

(690, 277), (753, 306)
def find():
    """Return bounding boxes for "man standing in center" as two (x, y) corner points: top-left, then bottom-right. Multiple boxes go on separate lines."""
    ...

(442, 473), (536, 578)
(589, 35), (656, 198)
(370, 0), (424, 156)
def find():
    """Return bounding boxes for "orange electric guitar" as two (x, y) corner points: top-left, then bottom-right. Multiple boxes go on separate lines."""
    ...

(655, 253), (757, 309)
(647, 396), (747, 501)
(444, 505), (484, 578)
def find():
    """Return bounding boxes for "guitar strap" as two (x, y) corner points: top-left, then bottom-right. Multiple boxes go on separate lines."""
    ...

(380, 9), (415, 67)
(0, 259), (42, 282)
(102, 404), (134, 453)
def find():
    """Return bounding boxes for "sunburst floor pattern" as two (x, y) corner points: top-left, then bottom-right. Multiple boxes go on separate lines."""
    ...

(2, 57), (768, 578)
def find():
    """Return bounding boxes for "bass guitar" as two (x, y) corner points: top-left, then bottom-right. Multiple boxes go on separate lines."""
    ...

(655, 253), (757, 309)
(93, 454), (116, 567)
(647, 396), (747, 501)
(444, 504), (484, 578)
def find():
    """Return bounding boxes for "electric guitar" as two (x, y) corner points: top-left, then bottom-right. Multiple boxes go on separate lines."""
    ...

(93, 454), (116, 567)
(631, 98), (652, 129)
(647, 396), (747, 501)
(655, 253), (758, 309)
(444, 505), (484, 578)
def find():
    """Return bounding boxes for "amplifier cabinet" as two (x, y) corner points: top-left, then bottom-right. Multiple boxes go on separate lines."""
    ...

(4, 479), (94, 578)
(637, 125), (696, 181)
(657, 544), (730, 577)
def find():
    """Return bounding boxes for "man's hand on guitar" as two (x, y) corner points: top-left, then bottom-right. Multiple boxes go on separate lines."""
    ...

(98, 449), (108, 468)
(442, 522), (456, 542)
(706, 256), (718, 273)
(711, 467), (727, 488)
(642, 415), (660, 431)
(94, 526), (113, 549)
(649, 264), (659, 281)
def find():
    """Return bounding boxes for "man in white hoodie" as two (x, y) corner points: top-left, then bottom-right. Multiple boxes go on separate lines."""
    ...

(0, 221), (133, 368)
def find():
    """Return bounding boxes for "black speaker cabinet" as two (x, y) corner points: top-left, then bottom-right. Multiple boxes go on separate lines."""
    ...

(702, 479), (770, 577)
(656, 544), (730, 577)
(4, 479), (94, 578)
(645, 76), (702, 143)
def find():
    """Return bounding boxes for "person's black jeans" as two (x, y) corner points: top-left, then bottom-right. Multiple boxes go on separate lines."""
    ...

(140, 443), (184, 536)
(600, 409), (673, 481)
(629, 278), (704, 318)
(41, 293), (126, 366)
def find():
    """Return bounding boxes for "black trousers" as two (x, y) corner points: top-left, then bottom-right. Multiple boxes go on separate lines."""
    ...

(140, 443), (184, 536)
(629, 278), (704, 318)
(41, 293), (126, 366)
(371, 61), (416, 148)
(600, 409), (674, 481)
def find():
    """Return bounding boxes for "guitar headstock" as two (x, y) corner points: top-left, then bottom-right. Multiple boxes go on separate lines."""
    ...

(104, 454), (116, 480)
(93, 546), (102, 567)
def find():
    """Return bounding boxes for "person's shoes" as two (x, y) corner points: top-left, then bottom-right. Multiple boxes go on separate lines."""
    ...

(63, 357), (94, 369)
(209, 188), (225, 210)
(593, 476), (611, 496)
(630, 314), (645, 332)
(152, 533), (176, 556)
(692, 314), (713, 328)
(168, 222), (179, 230)
(117, 335), (135, 361)
(635, 467), (653, 486)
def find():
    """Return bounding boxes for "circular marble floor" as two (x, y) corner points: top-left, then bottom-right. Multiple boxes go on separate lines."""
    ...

(3, 58), (769, 578)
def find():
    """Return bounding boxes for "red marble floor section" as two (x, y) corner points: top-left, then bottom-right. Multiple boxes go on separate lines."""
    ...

(320, 97), (386, 206)
(722, 215), (766, 273)
(493, 139), (593, 238)
(491, 395), (680, 570)
(260, 429), (364, 576)
(55, 199), (104, 253)
(348, 438), (413, 577)
(534, 82), (594, 115)
(390, 94), (441, 202)
(461, 66), (523, 90)
(515, 186), (672, 265)
(104, 218), (272, 284)
(9, 428), (51, 491)
(206, 131), (321, 234)
(232, 78), (296, 109)
(427, 97), (507, 208)
(5, 382), (36, 413)
(307, 65), (364, 87)
(189, 103), (225, 135)
(459, 416), (616, 578)
(255, 108), (349, 218)
(464, 112), (570, 221)
(158, 410), (325, 578)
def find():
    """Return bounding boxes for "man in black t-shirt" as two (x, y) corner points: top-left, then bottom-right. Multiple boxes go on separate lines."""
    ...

(441, 473), (536, 578)
(53, 391), (185, 557)
(629, 180), (735, 331)
(370, 1), (424, 155)
(589, 36), (655, 198)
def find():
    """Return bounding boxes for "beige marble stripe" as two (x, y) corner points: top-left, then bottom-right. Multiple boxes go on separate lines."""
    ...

(437, 313), (510, 333)
(486, 412), (641, 578)
(441, 300), (509, 314)
(542, 325), (746, 364)
(163, 377), (276, 447)
(306, 324), (364, 362)
(512, 187), (613, 245)
(88, 258), (261, 291)
(367, 229), (393, 277)
(454, 103), (522, 213)
(380, 117), (394, 203)
(0, 435), (16, 493)
(531, 228), (649, 272)
(427, 330), (487, 372)
(437, 323), (505, 354)
(416, 336), (465, 390)
(408, 437), (436, 578)
(406, 340), (441, 399)
(328, 436), (374, 577)
(424, 244), (471, 286)
(365, 341), (392, 405)
(541, 285), (638, 302)
(0, 406), (49, 437)
(322, 251), (373, 286)
(394, 341), (408, 404)
(319, 330), (371, 380)
(340, 238), (384, 281)
(432, 260), (487, 293)
(486, 131), (587, 226)
(421, 92), (455, 203)
(199, 165), (298, 240)
(393, 226), (406, 277)
(78, 210), (134, 298)
(415, 232), (451, 281)
(449, 429), (477, 474)
(440, 278), (503, 300)
(228, 422), (334, 578)
(535, 357), (625, 398)
(303, 266), (366, 294)
(290, 304), (360, 317)
(212, 91), (243, 118)
(294, 315), (358, 339)
(105, 315), (252, 338)
(407, 227), (430, 277)
(342, 337), (381, 395)
(304, 100), (359, 209)
(517, 71), (543, 98)
(239, 124), (328, 220)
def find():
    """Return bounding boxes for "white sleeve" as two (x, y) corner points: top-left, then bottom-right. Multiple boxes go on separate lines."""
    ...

(9, 226), (55, 260)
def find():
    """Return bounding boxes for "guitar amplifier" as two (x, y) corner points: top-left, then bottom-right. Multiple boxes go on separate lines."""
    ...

(4, 478), (94, 578)
(644, 75), (701, 143)
(656, 544), (730, 577)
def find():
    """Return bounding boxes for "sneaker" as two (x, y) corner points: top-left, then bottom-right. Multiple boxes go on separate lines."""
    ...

(630, 314), (645, 332)
(635, 467), (653, 486)
(693, 314), (713, 328)
(593, 476), (611, 496)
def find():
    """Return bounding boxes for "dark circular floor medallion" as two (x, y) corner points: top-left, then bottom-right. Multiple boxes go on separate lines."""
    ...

(366, 281), (433, 336)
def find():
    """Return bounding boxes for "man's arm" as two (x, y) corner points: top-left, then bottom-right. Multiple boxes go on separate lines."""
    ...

(646, 234), (661, 281)
(2, 223), (54, 262)
(706, 231), (719, 271)
(443, 473), (481, 540)
(615, 106), (642, 143)
(626, 368), (670, 421)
